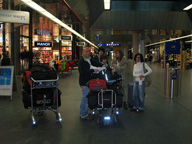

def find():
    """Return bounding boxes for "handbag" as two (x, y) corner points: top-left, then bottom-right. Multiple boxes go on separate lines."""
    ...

(143, 63), (152, 87)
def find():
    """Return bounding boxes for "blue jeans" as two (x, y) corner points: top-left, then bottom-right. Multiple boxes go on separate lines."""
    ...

(133, 81), (145, 110)
(80, 86), (90, 118)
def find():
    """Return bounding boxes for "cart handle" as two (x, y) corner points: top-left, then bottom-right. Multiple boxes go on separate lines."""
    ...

(31, 76), (59, 82)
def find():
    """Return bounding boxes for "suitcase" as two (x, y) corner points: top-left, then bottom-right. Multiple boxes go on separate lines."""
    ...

(87, 92), (98, 110)
(88, 79), (106, 92)
(22, 89), (61, 108)
(128, 83), (134, 108)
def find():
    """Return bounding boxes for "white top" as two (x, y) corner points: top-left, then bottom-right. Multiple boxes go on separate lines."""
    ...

(133, 62), (152, 85)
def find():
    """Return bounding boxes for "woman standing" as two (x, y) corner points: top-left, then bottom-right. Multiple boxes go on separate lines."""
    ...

(132, 53), (152, 112)
(112, 50), (128, 109)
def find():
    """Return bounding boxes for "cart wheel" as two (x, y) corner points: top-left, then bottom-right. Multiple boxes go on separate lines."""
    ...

(56, 113), (62, 122)
(113, 115), (117, 125)
(32, 115), (36, 125)
(97, 116), (103, 125)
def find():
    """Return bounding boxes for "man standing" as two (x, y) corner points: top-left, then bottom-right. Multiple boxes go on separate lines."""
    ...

(78, 47), (103, 120)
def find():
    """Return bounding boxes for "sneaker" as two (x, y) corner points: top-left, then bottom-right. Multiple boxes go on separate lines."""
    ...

(80, 114), (94, 120)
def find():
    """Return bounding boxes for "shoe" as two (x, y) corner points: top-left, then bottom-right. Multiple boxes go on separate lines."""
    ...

(123, 102), (128, 110)
(130, 108), (136, 112)
(80, 114), (94, 120)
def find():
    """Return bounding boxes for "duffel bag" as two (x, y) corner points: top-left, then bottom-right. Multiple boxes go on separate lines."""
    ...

(87, 92), (98, 110)
(88, 79), (106, 92)
(31, 70), (57, 80)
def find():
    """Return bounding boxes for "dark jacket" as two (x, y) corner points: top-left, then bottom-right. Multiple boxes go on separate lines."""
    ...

(78, 56), (103, 86)
(93, 54), (100, 62)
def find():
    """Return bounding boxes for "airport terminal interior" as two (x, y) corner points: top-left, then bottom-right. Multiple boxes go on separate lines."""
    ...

(1, 0), (192, 144)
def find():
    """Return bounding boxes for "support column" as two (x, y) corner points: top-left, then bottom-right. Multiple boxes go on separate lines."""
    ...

(132, 32), (139, 59)
(14, 27), (20, 75)
(29, 10), (33, 69)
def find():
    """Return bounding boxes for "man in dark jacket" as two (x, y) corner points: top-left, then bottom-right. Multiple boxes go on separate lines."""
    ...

(78, 47), (103, 120)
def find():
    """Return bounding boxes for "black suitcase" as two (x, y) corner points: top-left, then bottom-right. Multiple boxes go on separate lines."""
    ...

(22, 89), (61, 108)
(87, 92), (98, 110)
(128, 83), (134, 108)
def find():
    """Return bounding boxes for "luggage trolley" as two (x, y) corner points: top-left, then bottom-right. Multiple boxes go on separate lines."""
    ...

(93, 89), (119, 125)
(30, 76), (62, 125)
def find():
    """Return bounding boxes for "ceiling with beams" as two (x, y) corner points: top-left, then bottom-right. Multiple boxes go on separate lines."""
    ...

(64, 0), (192, 47)
(16, 0), (192, 47)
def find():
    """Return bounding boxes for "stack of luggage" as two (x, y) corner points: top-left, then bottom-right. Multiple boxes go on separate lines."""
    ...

(22, 63), (61, 109)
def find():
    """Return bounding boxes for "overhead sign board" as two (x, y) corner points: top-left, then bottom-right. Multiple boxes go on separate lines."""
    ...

(61, 35), (73, 41)
(35, 42), (52, 47)
(165, 42), (180, 54)
(0, 10), (29, 24)
(77, 42), (85, 46)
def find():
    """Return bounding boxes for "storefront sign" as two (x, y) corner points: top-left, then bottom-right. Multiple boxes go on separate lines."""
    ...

(0, 10), (29, 24)
(165, 42), (180, 54)
(35, 42), (52, 47)
(0, 66), (14, 98)
(35, 29), (50, 35)
(77, 42), (85, 46)
(61, 35), (73, 41)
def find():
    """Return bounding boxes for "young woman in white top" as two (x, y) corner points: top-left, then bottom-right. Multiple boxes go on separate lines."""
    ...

(132, 53), (152, 112)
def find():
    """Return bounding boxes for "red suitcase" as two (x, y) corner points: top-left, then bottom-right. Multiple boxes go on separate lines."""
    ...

(88, 79), (106, 92)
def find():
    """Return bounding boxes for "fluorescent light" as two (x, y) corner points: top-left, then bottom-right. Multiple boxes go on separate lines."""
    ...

(104, 0), (111, 10)
(145, 34), (192, 47)
(185, 40), (192, 43)
(21, 0), (98, 48)
(183, 4), (192, 10)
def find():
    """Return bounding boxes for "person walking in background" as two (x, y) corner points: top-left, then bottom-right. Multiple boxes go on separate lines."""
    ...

(132, 53), (152, 112)
(78, 47), (103, 120)
(112, 50), (128, 109)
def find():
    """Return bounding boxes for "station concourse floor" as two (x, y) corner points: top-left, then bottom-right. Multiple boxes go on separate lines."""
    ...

(1, 60), (192, 144)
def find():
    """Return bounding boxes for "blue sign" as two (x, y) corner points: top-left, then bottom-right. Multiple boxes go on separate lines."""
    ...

(165, 42), (180, 54)
(96, 34), (99, 42)
(171, 73), (177, 80)
(98, 43), (120, 47)
(0, 68), (12, 85)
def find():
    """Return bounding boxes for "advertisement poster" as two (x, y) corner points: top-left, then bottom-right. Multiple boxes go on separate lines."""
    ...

(0, 66), (14, 98)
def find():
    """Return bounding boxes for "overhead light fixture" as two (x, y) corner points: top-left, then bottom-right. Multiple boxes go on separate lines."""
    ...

(21, 0), (98, 48)
(104, 0), (111, 10)
(145, 34), (192, 47)
(183, 4), (192, 10)
(185, 40), (192, 43)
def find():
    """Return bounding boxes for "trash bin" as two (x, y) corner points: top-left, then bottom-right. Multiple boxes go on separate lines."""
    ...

(165, 68), (180, 98)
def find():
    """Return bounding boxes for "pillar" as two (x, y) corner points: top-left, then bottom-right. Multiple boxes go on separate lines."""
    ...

(14, 27), (20, 75)
(132, 32), (139, 60)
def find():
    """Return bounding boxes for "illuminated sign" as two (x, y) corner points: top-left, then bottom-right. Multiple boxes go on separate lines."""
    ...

(35, 42), (52, 47)
(0, 10), (29, 24)
(77, 42), (85, 46)
(35, 29), (50, 35)
(61, 35), (73, 41)
(98, 43), (120, 47)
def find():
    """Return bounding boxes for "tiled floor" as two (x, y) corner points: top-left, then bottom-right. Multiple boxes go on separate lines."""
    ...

(0, 60), (192, 144)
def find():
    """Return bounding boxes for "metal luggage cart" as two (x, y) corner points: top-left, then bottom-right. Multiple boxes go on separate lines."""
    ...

(30, 77), (62, 125)
(92, 89), (119, 125)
